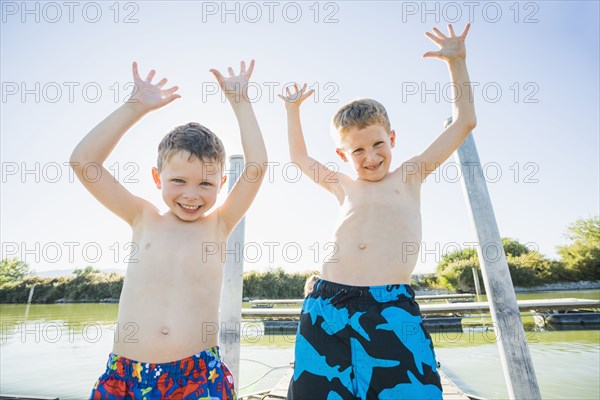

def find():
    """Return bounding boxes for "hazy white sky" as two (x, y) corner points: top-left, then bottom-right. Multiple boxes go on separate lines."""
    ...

(1, 1), (599, 275)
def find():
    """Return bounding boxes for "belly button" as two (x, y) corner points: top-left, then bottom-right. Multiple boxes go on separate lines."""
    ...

(161, 328), (169, 335)
(359, 243), (366, 250)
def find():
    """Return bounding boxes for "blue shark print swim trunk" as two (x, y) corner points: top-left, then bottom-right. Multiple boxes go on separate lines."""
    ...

(288, 279), (442, 400)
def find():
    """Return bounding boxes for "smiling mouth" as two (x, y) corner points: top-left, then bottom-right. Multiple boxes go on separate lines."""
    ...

(364, 161), (383, 171)
(178, 203), (201, 212)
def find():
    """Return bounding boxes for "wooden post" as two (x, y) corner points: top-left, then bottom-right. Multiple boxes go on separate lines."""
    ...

(448, 118), (541, 399)
(219, 155), (245, 385)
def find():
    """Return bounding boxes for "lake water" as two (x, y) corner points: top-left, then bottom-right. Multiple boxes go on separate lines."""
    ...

(1, 290), (598, 399)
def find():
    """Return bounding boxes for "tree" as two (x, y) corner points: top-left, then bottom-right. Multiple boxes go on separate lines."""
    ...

(0, 258), (31, 285)
(563, 216), (600, 245)
(73, 266), (102, 278)
(436, 237), (571, 291)
(557, 216), (600, 280)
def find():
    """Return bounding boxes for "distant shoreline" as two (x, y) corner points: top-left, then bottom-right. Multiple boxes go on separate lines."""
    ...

(2, 281), (597, 305)
(2, 279), (598, 305)
(513, 280), (600, 293)
(414, 280), (600, 296)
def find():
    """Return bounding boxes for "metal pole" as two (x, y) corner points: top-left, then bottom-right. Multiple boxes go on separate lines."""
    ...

(472, 267), (482, 300)
(448, 118), (541, 399)
(24, 285), (35, 321)
(219, 155), (245, 386)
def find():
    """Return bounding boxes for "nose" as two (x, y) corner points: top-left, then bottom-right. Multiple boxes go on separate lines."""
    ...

(365, 149), (377, 163)
(183, 188), (200, 200)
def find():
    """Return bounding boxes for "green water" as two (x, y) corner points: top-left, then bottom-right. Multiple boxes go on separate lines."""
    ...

(1, 290), (599, 399)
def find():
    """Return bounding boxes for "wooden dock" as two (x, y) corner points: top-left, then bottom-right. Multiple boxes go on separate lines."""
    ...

(240, 366), (474, 400)
(242, 298), (600, 318)
(533, 310), (600, 328)
(249, 293), (476, 306)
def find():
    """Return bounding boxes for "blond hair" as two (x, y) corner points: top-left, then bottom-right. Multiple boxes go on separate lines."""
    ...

(332, 98), (391, 144)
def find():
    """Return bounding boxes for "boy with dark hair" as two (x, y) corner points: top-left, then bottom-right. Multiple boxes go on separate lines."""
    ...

(71, 60), (267, 399)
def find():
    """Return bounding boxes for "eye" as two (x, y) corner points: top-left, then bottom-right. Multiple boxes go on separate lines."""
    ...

(352, 148), (364, 155)
(200, 182), (213, 187)
(172, 178), (185, 183)
(374, 141), (384, 147)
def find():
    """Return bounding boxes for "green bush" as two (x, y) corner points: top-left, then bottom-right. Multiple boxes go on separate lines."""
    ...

(1, 265), (322, 303)
(436, 259), (482, 292)
(435, 237), (574, 292)
(0, 271), (124, 304)
(0, 258), (32, 285)
(557, 216), (600, 280)
(412, 274), (441, 290)
(242, 268), (319, 299)
(559, 243), (600, 280)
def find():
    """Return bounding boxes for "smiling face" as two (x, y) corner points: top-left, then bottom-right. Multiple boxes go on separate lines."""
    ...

(152, 151), (226, 221)
(336, 124), (396, 182)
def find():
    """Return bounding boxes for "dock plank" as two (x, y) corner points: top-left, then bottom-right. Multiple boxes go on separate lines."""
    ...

(439, 370), (472, 400)
(251, 367), (473, 400)
(249, 294), (476, 306)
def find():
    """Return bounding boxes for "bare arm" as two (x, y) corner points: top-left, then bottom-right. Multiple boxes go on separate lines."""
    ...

(408, 24), (477, 180)
(70, 63), (180, 225)
(279, 84), (348, 199)
(210, 60), (268, 235)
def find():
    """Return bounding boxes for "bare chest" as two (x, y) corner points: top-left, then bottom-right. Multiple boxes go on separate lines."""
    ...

(338, 178), (421, 232)
(126, 214), (226, 281)
(322, 176), (423, 284)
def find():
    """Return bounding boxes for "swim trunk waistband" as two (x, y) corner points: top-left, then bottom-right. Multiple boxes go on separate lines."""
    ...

(102, 346), (223, 386)
(312, 278), (416, 304)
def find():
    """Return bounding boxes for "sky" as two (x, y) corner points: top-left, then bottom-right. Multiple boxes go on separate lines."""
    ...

(1, 0), (599, 276)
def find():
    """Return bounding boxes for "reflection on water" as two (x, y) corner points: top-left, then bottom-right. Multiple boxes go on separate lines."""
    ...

(435, 329), (600, 400)
(1, 290), (599, 399)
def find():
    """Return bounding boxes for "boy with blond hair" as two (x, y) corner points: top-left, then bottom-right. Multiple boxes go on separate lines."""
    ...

(71, 60), (266, 399)
(281, 24), (476, 399)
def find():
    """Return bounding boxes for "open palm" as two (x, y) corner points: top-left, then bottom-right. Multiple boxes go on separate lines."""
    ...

(210, 60), (255, 102)
(128, 62), (180, 112)
(423, 23), (470, 61)
(278, 83), (314, 111)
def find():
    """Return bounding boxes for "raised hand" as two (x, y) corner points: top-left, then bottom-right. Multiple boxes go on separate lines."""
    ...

(423, 23), (471, 62)
(278, 83), (314, 111)
(128, 62), (180, 113)
(210, 60), (255, 104)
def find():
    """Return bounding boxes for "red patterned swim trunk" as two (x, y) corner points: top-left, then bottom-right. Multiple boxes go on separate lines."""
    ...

(89, 346), (236, 399)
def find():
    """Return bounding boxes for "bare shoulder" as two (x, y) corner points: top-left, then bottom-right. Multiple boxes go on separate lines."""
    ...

(130, 199), (162, 230)
(390, 159), (424, 188)
(330, 172), (355, 203)
(209, 205), (239, 240)
(132, 206), (226, 248)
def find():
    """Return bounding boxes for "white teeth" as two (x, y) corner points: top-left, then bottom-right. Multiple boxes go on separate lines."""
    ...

(365, 162), (382, 170)
(180, 204), (200, 210)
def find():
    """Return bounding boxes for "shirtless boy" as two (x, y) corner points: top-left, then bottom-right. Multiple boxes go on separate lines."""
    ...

(71, 60), (267, 399)
(280, 24), (476, 399)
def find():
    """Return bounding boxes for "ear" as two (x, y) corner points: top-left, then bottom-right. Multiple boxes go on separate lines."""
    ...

(335, 148), (348, 162)
(389, 130), (396, 148)
(152, 167), (162, 189)
(218, 175), (227, 192)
